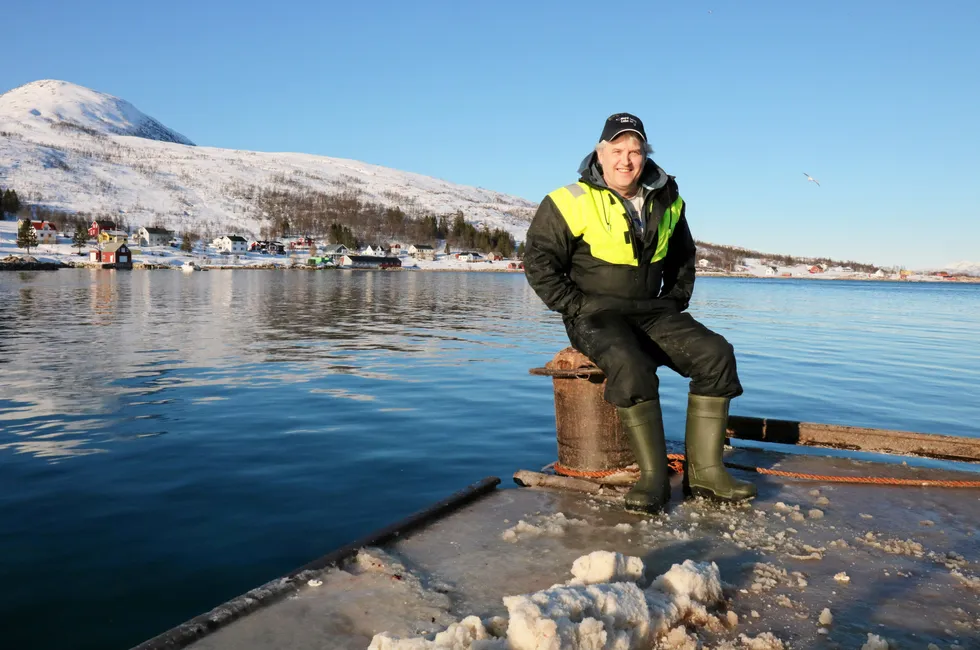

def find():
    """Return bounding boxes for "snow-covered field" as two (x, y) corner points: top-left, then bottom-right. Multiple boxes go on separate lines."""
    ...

(0, 80), (535, 242)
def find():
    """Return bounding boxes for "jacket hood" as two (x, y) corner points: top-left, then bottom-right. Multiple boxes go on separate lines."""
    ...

(577, 151), (669, 194)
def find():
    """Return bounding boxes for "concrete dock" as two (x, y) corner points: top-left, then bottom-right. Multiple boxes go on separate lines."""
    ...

(128, 447), (980, 650)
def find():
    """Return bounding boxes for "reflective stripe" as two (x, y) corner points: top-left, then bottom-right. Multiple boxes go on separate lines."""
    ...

(548, 183), (636, 266)
(651, 195), (683, 263)
(548, 182), (683, 267)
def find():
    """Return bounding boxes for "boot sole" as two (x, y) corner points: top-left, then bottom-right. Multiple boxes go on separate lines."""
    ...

(683, 482), (756, 503)
(623, 501), (668, 514)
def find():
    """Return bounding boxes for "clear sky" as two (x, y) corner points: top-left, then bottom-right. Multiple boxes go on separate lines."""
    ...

(3, 0), (978, 268)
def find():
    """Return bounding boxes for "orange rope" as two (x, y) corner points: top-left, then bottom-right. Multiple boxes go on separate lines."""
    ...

(553, 454), (980, 488)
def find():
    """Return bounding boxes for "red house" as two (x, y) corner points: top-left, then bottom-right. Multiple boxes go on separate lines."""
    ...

(88, 219), (117, 238)
(90, 242), (132, 267)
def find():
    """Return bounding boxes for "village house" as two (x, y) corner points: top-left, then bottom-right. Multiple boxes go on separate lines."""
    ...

(212, 235), (248, 254)
(455, 251), (484, 262)
(98, 229), (129, 244)
(408, 244), (436, 261)
(362, 244), (391, 256)
(18, 219), (58, 244)
(136, 226), (172, 247)
(340, 254), (402, 269)
(286, 236), (315, 250)
(765, 266), (778, 276)
(808, 265), (823, 274)
(321, 244), (349, 260)
(249, 240), (285, 254)
(88, 219), (117, 238)
(697, 258), (712, 269)
(89, 242), (132, 268)
(486, 252), (504, 261)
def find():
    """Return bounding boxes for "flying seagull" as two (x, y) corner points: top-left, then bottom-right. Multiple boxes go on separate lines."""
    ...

(803, 172), (820, 187)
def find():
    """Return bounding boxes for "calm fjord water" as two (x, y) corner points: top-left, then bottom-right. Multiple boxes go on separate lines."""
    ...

(1, 270), (979, 650)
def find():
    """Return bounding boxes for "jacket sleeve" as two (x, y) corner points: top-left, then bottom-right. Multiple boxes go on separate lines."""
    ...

(658, 203), (696, 311)
(523, 196), (587, 317)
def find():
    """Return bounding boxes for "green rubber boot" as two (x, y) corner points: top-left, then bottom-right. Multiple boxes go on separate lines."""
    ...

(617, 400), (671, 514)
(683, 394), (757, 502)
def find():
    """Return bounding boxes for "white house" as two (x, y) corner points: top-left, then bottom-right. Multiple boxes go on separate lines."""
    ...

(136, 226), (172, 247)
(19, 219), (58, 244)
(212, 235), (249, 254)
(408, 244), (436, 261)
(765, 266), (778, 276)
(455, 251), (484, 262)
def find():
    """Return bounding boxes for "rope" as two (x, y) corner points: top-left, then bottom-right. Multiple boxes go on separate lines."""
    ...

(553, 454), (980, 488)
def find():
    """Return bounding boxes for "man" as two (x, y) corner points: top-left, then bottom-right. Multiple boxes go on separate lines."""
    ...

(524, 112), (756, 513)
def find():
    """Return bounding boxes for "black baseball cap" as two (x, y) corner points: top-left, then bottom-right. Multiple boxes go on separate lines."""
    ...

(599, 113), (646, 143)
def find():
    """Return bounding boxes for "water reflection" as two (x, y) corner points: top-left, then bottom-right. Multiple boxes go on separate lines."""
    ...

(1, 272), (979, 465)
(0, 270), (551, 460)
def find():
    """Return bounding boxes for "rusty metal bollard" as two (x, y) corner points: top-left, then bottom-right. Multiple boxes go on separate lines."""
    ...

(529, 347), (634, 476)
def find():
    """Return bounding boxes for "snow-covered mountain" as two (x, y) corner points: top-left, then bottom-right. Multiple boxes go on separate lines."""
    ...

(943, 261), (980, 277)
(0, 80), (535, 239)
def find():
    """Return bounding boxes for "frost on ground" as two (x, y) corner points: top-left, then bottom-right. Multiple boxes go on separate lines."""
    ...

(501, 512), (588, 543)
(861, 632), (891, 649)
(369, 552), (785, 650)
(951, 569), (980, 591)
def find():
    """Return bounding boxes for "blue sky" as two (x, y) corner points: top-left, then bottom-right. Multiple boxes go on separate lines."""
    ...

(3, 0), (978, 268)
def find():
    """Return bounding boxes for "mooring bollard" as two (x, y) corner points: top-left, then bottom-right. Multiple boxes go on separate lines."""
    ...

(529, 347), (634, 477)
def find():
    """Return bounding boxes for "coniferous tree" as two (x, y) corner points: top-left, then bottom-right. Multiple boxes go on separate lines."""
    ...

(17, 219), (38, 254)
(180, 233), (193, 253)
(1, 189), (20, 216)
(72, 228), (89, 253)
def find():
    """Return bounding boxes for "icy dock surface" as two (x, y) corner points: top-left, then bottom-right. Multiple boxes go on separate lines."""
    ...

(188, 450), (980, 649)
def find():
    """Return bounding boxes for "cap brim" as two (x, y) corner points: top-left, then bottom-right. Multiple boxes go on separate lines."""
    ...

(603, 128), (645, 142)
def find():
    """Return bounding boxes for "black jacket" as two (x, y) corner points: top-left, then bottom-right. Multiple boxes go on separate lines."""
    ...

(524, 153), (697, 319)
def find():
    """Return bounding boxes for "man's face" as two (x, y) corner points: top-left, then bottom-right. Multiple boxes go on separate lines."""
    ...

(597, 134), (645, 196)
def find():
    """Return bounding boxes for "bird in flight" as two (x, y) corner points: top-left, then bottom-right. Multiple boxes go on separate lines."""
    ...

(803, 172), (820, 187)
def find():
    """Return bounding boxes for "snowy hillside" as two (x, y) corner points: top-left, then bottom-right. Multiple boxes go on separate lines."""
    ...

(945, 261), (980, 277)
(0, 80), (193, 145)
(0, 80), (535, 240)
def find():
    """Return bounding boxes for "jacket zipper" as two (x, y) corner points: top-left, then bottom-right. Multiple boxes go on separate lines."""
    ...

(607, 192), (640, 261)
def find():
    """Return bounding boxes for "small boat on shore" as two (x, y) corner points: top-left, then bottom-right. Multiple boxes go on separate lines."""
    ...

(181, 261), (205, 272)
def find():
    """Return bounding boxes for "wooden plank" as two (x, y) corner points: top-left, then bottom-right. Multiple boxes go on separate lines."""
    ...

(513, 470), (604, 493)
(727, 415), (980, 463)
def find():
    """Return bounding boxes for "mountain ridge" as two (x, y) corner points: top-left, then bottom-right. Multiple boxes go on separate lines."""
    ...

(0, 80), (534, 242)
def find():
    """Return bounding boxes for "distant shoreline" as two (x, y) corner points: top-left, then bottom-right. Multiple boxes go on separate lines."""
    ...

(4, 261), (978, 283)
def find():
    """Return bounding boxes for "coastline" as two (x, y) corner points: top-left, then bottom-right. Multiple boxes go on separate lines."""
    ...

(4, 260), (978, 283)
(1, 222), (976, 282)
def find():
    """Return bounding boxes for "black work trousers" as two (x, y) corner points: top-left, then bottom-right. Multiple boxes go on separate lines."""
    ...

(564, 309), (743, 408)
